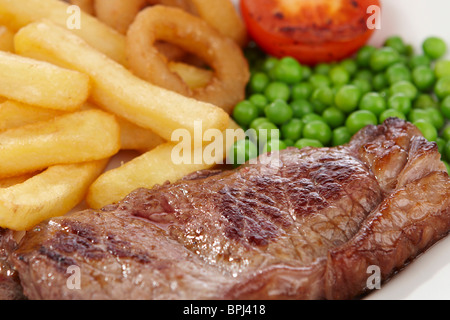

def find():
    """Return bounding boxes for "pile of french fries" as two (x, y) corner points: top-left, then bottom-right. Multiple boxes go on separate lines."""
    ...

(0, 0), (244, 231)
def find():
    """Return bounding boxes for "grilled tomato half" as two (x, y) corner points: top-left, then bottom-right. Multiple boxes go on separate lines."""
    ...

(240, 0), (381, 65)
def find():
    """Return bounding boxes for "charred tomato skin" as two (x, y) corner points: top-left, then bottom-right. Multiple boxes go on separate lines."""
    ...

(241, 0), (381, 65)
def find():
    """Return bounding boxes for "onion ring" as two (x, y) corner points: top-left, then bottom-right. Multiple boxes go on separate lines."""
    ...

(92, 0), (246, 47)
(94, 0), (188, 61)
(126, 5), (249, 113)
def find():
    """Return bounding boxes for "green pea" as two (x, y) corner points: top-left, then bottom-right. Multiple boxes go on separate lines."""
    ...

(291, 99), (314, 118)
(262, 56), (279, 73)
(356, 45), (377, 68)
(409, 108), (433, 123)
(389, 80), (418, 100)
(281, 119), (304, 141)
(263, 139), (288, 153)
(295, 138), (324, 149)
(379, 109), (407, 123)
(249, 72), (270, 93)
(385, 63), (411, 85)
(271, 57), (303, 84)
(329, 66), (350, 86)
(384, 35), (407, 55)
(440, 95), (450, 119)
(434, 76), (450, 100)
(302, 65), (313, 80)
(322, 107), (346, 129)
(359, 92), (387, 116)
(423, 36), (447, 60)
(408, 54), (431, 69)
(233, 100), (259, 127)
(443, 126), (450, 141)
(302, 113), (324, 124)
(425, 108), (445, 130)
(255, 121), (281, 143)
(405, 44), (415, 57)
(372, 73), (389, 91)
(311, 86), (334, 106)
(436, 137), (446, 155)
(264, 81), (291, 102)
(413, 119), (438, 141)
(314, 63), (331, 75)
(445, 140), (450, 160)
(309, 74), (331, 88)
(292, 82), (314, 100)
(434, 60), (450, 78)
(332, 126), (352, 146)
(354, 69), (374, 82)
(351, 78), (372, 96)
(250, 117), (270, 130)
(283, 139), (295, 147)
(335, 85), (362, 113)
(369, 47), (400, 72)
(346, 110), (378, 135)
(265, 99), (293, 125)
(228, 139), (259, 168)
(387, 94), (412, 115)
(412, 65), (436, 91)
(302, 120), (332, 146)
(340, 59), (358, 76)
(248, 94), (268, 116)
(413, 93), (438, 109)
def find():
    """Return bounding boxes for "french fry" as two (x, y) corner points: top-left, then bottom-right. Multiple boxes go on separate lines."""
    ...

(0, 25), (13, 52)
(0, 0), (222, 86)
(0, 51), (90, 111)
(14, 20), (230, 142)
(0, 159), (108, 231)
(116, 117), (166, 152)
(0, 109), (120, 178)
(0, 100), (164, 152)
(0, 0), (127, 65)
(69, 0), (95, 16)
(86, 120), (245, 209)
(0, 100), (64, 131)
(0, 172), (37, 188)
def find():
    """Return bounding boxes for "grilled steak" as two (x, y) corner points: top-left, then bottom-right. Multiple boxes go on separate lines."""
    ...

(8, 118), (450, 300)
(0, 228), (24, 300)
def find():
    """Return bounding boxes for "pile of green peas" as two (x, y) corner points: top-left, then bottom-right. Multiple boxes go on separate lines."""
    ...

(230, 35), (450, 172)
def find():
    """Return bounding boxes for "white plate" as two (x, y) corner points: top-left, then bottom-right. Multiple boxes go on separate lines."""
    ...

(366, 0), (450, 300)
(232, 0), (450, 300)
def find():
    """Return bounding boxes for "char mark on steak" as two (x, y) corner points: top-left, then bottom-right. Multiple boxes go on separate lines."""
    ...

(9, 118), (450, 300)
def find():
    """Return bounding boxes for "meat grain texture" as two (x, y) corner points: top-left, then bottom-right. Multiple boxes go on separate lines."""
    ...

(6, 118), (450, 300)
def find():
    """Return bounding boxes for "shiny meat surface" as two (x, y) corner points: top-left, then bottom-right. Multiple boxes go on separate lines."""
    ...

(9, 119), (450, 300)
(0, 229), (24, 300)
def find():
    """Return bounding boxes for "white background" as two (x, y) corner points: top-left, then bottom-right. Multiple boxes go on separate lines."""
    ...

(232, 0), (450, 300)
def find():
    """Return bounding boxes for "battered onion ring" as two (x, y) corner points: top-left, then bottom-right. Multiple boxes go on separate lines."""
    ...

(95, 0), (188, 61)
(93, 0), (246, 47)
(126, 5), (249, 114)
